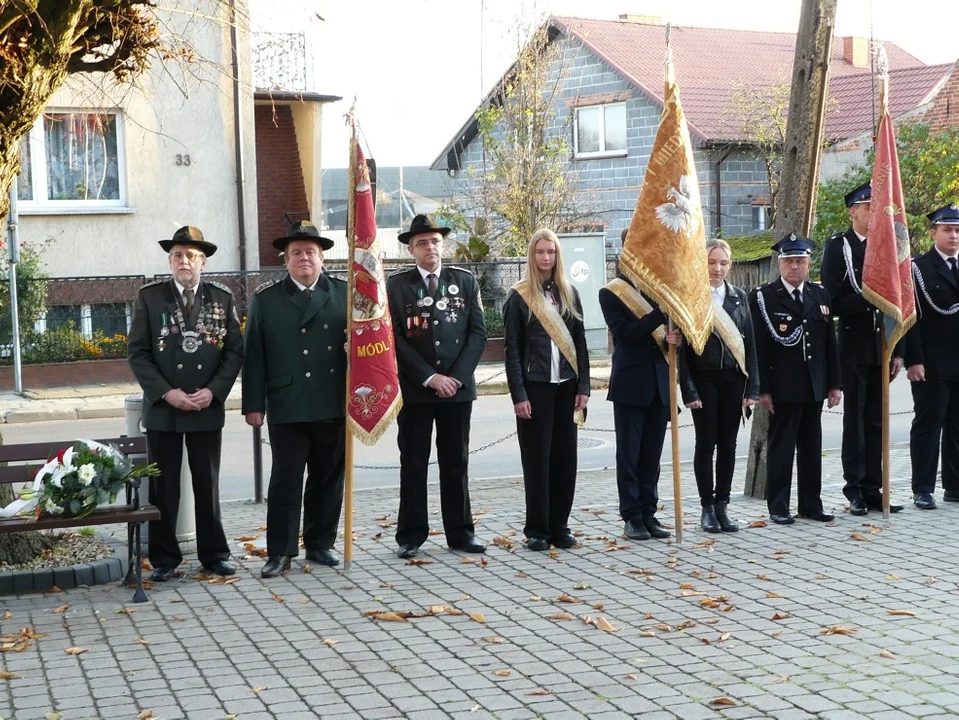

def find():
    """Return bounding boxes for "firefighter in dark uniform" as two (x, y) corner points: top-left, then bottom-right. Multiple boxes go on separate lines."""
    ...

(750, 234), (842, 524)
(242, 221), (348, 577)
(128, 226), (243, 581)
(820, 181), (905, 516)
(906, 203), (959, 510)
(386, 214), (488, 559)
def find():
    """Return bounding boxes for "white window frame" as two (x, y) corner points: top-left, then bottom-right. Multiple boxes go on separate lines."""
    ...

(752, 204), (771, 231)
(18, 108), (128, 213)
(573, 102), (627, 159)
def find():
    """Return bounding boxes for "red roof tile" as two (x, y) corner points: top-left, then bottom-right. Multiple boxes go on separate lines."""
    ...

(552, 15), (936, 142)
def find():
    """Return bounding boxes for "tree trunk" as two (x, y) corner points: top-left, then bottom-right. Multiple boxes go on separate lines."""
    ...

(0, 432), (51, 565)
(745, 0), (837, 499)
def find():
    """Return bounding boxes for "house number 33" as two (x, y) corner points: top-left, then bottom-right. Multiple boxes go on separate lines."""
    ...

(175, 154), (192, 166)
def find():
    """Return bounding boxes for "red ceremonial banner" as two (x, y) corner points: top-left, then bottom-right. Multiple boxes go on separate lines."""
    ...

(347, 143), (402, 443)
(862, 110), (917, 350)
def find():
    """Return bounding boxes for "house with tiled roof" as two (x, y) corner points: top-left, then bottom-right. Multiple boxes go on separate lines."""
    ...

(432, 14), (950, 250)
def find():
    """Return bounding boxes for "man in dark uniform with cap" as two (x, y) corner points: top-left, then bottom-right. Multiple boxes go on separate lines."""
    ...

(820, 181), (905, 516)
(242, 221), (348, 576)
(750, 234), (842, 524)
(386, 214), (488, 559)
(906, 203), (959, 510)
(128, 226), (243, 581)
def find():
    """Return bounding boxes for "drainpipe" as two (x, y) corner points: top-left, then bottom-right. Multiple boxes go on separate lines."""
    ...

(229, 0), (249, 287)
(714, 145), (732, 237)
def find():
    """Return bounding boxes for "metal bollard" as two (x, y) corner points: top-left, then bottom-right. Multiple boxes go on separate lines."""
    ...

(124, 394), (197, 550)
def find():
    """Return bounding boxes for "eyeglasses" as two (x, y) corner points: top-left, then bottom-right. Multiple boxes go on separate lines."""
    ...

(171, 251), (204, 263)
(413, 238), (442, 248)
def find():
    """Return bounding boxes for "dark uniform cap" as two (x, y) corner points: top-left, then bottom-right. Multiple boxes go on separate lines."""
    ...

(398, 214), (452, 244)
(927, 203), (959, 226)
(159, 226), (217, 257)
(843, 181), (872, 208)
(273, 220), (334, 252)
(772, 233), (814, 257)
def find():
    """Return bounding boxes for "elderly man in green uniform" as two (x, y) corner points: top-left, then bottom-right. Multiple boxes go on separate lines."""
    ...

(128, 226), (243, 582)
(242, 221), (348, 578)
(387, 214), (488, 559)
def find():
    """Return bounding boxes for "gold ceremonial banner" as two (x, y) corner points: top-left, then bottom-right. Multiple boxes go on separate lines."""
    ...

(618, 71), (713, 354)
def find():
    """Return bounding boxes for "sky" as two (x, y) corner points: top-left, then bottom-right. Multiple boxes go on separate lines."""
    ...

(250, 0), (959, 169)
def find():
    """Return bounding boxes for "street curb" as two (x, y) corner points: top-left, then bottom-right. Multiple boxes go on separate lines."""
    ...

(2, 410), (80, 424)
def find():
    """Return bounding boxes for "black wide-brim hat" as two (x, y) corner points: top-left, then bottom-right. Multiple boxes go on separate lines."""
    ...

(398, 214), (452, 244)
(273, 220), (334, 252)
(159, 226), (217, 257)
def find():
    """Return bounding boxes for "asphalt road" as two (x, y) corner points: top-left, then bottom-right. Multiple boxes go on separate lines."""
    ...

(0, 377), (917, 503)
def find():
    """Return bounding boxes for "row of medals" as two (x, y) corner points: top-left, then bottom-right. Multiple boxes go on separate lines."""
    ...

(157, 302), (227, 353)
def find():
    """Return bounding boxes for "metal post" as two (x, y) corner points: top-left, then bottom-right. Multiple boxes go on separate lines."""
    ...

(252, 425), (264, 503)
(7, 178), (23, 394)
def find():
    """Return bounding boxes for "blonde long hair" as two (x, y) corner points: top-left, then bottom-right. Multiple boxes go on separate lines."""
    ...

(521, 229), (581, 320)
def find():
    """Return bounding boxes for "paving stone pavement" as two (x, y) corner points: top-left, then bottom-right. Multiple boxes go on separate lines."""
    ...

(1, 445), (958, 720)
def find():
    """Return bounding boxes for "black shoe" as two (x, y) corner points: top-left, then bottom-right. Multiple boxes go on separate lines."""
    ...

(396, 543), (420, 559)
(714, 502), (739, 532)
(804, 512), (835, 522)
(449, 535), (487, 554)
(527, 537), (550, 551)
(943, 492), (959, 503)
(151, 566), (175, 582)
(770, 514), (795, 525)
(849, 498), (868, 516)
(203, 560), (235, 577)
(624, 519), (650, 541)
(700, 505), (721, 533)
(550, 532), (577, 549)
(305, 549), (339, 567)
(865, 501), (904, 513)
(261, 556), (292, 578)
(914, 493), (937, 510)
(643, 516), (671, 539)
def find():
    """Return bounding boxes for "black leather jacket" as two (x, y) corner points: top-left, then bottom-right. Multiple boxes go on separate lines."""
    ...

(503, 283), (590, 404)
(679, 282), (760, 403)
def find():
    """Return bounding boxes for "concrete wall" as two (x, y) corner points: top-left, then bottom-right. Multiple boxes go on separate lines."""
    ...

(18, 0), (259, 278)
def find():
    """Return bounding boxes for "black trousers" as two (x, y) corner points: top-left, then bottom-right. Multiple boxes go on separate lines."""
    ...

(910, 376), (959, 495)
(147, 429), (229, 569)
(840, 361), (884, 502)
(614, 399), (667, 523)
(690, 370), (745, 506)
(266, 419), (345, 557)
(767, 400), (825, 517)
(395, 402), (474, 547)
(516, 380), (578, 540)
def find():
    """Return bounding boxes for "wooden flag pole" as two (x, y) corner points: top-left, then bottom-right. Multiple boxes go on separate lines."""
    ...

(668, 320), (683, 544)
(343, 117), (358, 571)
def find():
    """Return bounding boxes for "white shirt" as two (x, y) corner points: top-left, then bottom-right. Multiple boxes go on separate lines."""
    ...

(417, 264), (442, 287)
(935, 247), (959, 265)
(710, 283), (727, 306)
(781, 278), (805, 302)
(173, 280), (199, 309)
(853, 229), (866, 243)
(290, 276), (319, 293)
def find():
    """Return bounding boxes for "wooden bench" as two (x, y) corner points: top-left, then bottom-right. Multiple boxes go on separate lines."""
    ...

(0, 437), (160, 603)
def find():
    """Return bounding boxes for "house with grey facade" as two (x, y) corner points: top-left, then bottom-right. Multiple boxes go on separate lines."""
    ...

(431, 14), (942, 252)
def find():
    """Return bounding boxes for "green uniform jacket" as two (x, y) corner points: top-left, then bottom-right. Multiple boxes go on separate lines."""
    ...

(242, 274), (348, 423)
(127, 278), (244, 433)
(386, 265), (487, 404)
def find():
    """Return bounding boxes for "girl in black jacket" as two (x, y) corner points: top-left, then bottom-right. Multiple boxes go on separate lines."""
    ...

(503, 229), (590, 551)
(679, 239), (759, 533)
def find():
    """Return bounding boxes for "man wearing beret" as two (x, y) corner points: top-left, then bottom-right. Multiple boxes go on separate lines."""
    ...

(242, 221), (348, 577)
(750, 234), (841, 525)
(387, 214), (488, 559)
(905, 203), (959, 510)
(820, 181), (905, 516)
(128, 226), (243, 581)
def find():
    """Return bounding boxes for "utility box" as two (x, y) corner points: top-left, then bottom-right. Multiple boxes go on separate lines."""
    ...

(558, 232), (608, 355)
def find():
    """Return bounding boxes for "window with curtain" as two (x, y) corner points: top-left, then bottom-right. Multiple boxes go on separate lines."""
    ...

(574, 102), (627, 158)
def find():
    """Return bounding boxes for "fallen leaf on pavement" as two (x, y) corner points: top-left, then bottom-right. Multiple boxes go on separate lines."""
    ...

(625, 673), (637, 680)
(850, 532), (872, 542)
(0, 670), (21, 679)
(638, 630), (656, 637)
(460, 557), (475, 564)
(719, 632), (731, 642)
(363, 611), (409, 622)
(250, 687), (266, 694)
(771, 613), (792, 621)
(549, 612), (574, 621)
(53, 605), (69, 614)
(135, 638), (149, 645)
(765, 592), (782, 599)
(885, 574), (900, 581)
(234, 535), (258, 542)
(272, 594), (284, 604)
(492, 669), (511, 677)
(747, 521), (767, 528)
(879, 649), (897, 659)
(528, 689), (551, 696)
(492, 536), (515, 551)
(64, 647), (87, 655)
(49, 586), (62, 594)
(820, 626), (857, 635)
(594, 616), (618, 632)
(406, 559), (434, 566)
(556, 593), (579, 604)
(484, 636), (505, 643)
(1, 611), (10, 620)
(137, 712), (154, 719)
(115, 608), (135, 615)
(323, 638), (339, 646)
(887, 609), (917, 617)
(710, 697), (737, 706)
(469, 613), (486, 624)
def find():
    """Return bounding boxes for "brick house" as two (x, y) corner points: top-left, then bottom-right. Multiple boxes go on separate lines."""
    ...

(431, 15), (940, 251)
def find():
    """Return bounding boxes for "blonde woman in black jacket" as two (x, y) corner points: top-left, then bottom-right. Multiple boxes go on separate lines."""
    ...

(679, 239), (759, 533)
(503, 229), (590, 551)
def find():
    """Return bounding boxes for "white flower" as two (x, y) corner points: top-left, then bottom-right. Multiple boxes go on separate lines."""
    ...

(60, 446), (75, 471)
(77, 464), (96, 485)
(44, 499), (62, 515)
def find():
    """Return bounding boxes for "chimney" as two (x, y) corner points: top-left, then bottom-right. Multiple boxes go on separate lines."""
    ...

(618, 13), (663, 25)
(842, 36), (870, 69)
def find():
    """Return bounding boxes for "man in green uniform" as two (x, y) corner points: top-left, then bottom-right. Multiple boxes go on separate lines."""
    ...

(128, 226), (243, 582)
(242, 221), (348, 577)
(387, 214), (488, 559)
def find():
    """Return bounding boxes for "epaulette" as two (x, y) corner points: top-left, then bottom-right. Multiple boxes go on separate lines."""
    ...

(328, 274), (347, 284)
(141, 279), (166, 289)
(205, 280), (233, 295)
(255, 279), (279, 294)
(447, 265), (475, 276)
(827, 232), (843, 241)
